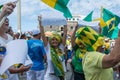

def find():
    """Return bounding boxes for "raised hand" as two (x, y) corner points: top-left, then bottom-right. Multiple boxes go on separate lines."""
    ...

(2, 2), (16, 16)
(38, 15), (42, 21)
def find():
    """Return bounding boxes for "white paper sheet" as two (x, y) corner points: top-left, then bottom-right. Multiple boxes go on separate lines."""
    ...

(0, 39), (28, 75)
(24, 55), (33, 66)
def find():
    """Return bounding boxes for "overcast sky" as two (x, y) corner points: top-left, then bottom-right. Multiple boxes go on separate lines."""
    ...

(0, 0), (120, 32)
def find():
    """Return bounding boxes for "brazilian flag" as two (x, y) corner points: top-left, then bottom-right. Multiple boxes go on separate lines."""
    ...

(83, 11), (93, 22)
(41, 0), (72, 18)
(101, 8), (120, 39)
(0, 5), (3, 13)
(0, 5), (3, 9)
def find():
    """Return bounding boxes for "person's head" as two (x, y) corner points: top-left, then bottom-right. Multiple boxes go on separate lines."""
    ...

(67, 36), (71, 41)
(13, 32), (20, 39)
(49, 33), (62, 48)
(31, 29), (41, 39)
(75, 26), (104, 52)
(0, 18), (9, 32)
(25, 33), (31, 40)
(20, 33), (26, 39)
(6, 26), (14, 36)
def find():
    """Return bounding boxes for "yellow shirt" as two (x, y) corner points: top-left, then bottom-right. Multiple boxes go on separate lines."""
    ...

(82, 52), (113, 80)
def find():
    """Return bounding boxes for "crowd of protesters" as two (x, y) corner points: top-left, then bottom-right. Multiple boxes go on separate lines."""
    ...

(0, 1), (120, 80)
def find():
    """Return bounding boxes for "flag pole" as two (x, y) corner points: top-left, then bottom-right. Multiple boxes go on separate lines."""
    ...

(100, 6), (103, 18)
(17, 0), (21, 33)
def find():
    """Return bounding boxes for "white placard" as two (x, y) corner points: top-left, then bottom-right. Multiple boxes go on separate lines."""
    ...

(24, 55), (33, 66)
(0, 39), (28, 75)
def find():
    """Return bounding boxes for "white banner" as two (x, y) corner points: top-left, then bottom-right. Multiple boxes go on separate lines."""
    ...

(0, 39), (30, 75)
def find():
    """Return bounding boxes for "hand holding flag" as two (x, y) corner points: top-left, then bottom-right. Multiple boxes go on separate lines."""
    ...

(0, 1), (17, 27)
(1, 1), (16, 17)
(100, 8), (120, 39)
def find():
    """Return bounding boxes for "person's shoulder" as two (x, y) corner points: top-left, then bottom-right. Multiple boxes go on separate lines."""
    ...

(83, 52), (104, 63)
(83, 51), (105, 68)
(27, 39), (34, 43)
(86, 52), (104, 59)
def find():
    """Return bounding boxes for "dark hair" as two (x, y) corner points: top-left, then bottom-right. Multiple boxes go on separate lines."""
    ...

(20, 34), (26, 39)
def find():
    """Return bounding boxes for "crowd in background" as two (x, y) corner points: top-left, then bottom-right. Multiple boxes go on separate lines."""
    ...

(0, 1), (120, 80)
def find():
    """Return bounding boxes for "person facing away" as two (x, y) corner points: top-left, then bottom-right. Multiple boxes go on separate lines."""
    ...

(75, 26), (120, 80)
(0, 3), (31, 80)
(27, 29), (47, 80)
(38, 16), (67, 80)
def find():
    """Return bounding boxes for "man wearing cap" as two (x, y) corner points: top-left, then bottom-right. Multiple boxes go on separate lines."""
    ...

(75, 26), (120, 80)
(27, 29), (47, 80)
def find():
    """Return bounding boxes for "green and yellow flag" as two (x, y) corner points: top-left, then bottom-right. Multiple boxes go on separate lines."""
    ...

(0, 5), (3, 9)
(0, 5), (3, 12)
(83, 11), (93, 22)
(41, 0), (72, 18)
(101, 8), (120, 39)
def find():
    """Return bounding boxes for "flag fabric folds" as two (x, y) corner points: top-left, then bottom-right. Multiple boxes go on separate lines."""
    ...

(83, 11), (93, 22)
(100, 8), (120, 39)
(0, 5), (3, 12)
(41, 0), (72, 18)
(0, 5), (3, 9)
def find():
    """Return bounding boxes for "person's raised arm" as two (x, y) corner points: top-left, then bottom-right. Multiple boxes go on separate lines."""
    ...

(38, 16), (48, 47)
(62, 25), (67, 46)
(71, 23), (78, 48)
(0, 2), (16, 21)
(102, 30), (120, 68)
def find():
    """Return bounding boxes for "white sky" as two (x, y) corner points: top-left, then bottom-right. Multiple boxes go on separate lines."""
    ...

(0, 0), (120, 32)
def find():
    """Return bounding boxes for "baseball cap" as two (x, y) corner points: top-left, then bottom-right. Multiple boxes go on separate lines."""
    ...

(31, 29), (40, 36)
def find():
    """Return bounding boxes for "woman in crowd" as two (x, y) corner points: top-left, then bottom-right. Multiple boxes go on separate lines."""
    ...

(38, 16), (67, 80)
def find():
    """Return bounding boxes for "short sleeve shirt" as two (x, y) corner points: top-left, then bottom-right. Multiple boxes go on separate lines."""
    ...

(27, 39), (46, 71)
(82, 51), (113, 80)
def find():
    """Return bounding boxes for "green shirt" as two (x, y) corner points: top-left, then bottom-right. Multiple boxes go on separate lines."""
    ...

(82, 52), (113, 80)
(72, 56), (83, 73)
(72, 45), (84, 73)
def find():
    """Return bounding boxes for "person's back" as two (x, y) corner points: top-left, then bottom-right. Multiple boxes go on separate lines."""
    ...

(27, 39), (45, 71)
(27, 29), (46, 80)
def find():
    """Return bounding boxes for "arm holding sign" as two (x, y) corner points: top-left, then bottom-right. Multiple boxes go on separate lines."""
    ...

(8, 65), (31, 74)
